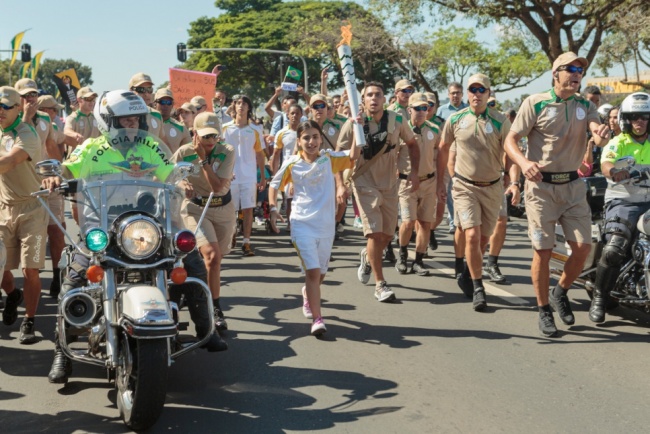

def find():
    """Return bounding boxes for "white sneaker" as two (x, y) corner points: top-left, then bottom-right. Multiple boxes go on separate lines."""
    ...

(301, 286), (313, 319)
(311, 316), (327, 336)
(353, 216), (363, 228)
(374, 281), (396, 302)
(357, 248), (371, 284)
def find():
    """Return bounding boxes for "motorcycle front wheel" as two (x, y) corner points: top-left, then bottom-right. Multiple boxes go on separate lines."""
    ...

(116, 333), (169, 431)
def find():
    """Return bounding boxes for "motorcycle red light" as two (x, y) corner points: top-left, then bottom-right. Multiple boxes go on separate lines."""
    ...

(170, 267), (188, 284)
(175, 231), (196, 253)
(87, 265), (104, 283)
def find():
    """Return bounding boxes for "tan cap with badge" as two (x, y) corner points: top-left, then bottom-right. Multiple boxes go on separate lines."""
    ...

(155, 87), (173, 101)
(38, 95), (64, 110)
(194, 112), (221, 136)
(180, 102), (197, 114)
(552, 52), (589, 73)
(191, 96), (207, 108)
(408, 92), (429, 107)
(77, 86), (98, 99)
(0, 86), (21, 107)
(309, 94), (327, 105)
(129, 72), (154, 88)
(14, 78), (39, 96)
(395, 79), (414, 92)
(467, 73), (491, 89)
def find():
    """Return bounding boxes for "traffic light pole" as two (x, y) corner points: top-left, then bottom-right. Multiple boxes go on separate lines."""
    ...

(179, 46), (309, 90)
(1, 44), (32, 85)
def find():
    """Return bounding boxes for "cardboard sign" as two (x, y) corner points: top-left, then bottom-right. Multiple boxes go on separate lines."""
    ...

(53, 68), (82, 112)
(169, 68), (217, 112)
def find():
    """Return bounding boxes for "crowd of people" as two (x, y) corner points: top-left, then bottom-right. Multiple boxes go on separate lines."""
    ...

(1, 49), (648, 384)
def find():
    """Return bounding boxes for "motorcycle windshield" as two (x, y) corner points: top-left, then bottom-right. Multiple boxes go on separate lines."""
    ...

(71, 129), (185, 237)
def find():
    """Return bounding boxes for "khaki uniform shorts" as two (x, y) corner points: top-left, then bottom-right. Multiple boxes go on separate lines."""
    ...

(452, 178), (503, 237)
(353, 183), (399, 236)
(47, 193), (65, 225)
(524, 180), (591, 250)
(398, 176), (437, 223)
(181, 201), (236, 255)
(0, 200), (48, 270)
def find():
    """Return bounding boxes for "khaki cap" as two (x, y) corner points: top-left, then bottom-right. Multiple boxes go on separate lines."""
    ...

(467, 73), (491, 89)
(395, 79), (414, 92)
(552, 51), (589, 73)
(424, 92), (437, 105)
(154, 87), (173, 100)
(487, 96), (496, 104)
(179, 102), (197, 114)
(309, 93), (327, 105)
(408, 92), (429, 107)
(14, 78), (39, 95)
(0, 86), (21, 107)
(194, 112), (221, 136)
(190, 96), (207, 107)
(38, 95), (64, 110)
(129, 72), (154, 88)
(77, 86), (97, 99)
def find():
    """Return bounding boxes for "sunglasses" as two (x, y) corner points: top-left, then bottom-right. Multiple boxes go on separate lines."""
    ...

(399, 88), (414, 94)
(134, 86), (154, 94)
(428, 102), (436, 107)
(468, 86), (488, 94)
(21, 91), (39, 98)
(311, 103), (327, 110)
(157, 99), (174, 106)
(201, 134), (219, 139)
(487, 101), (496, 107)
(83, 97), (96, 102)
(629, 113), (650, 121)
(450, 91), (462, 95)
(412, 106), (428, 112)
(0, 103), (17, 110)
(557, 65), (584, 74)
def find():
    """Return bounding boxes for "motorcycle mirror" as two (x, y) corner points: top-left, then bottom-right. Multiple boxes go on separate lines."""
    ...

(614, 156), (635, 169)
(36, 159), (63, 177)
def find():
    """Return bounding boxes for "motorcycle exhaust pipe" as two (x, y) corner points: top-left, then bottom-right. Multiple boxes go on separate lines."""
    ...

(61, 289), (97, 328)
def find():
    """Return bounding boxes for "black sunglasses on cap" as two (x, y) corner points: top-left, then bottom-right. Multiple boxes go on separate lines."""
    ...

(133, 86), (154, 94)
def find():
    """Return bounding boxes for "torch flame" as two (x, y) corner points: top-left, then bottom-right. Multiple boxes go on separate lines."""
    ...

(337, 21), (352, 48)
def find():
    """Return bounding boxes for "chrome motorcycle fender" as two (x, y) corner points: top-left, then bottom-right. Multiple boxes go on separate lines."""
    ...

(118, 285), (176, 339)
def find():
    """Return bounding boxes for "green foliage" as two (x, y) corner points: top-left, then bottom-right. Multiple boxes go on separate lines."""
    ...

(0, 58), (92, 97)
(184, 1), (406, 103)
(214, 0), (281, 14)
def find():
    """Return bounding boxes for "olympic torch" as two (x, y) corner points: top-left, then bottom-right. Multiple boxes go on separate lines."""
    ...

(337, 22), (366, 147)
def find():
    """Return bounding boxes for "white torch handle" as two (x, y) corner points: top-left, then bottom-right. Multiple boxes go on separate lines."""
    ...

(338, 44), (366, 147)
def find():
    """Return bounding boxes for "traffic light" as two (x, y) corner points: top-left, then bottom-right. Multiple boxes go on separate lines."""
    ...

(177, 43), (187, 62)
(21, 43), (31, 62)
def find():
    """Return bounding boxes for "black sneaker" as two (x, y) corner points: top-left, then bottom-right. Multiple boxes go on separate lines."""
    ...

(485, 264), (506, 284)
(428, 231), (438, 251)
(201, 332), (228, 352)
(19, 319), (37, 344)
(411, 262), (430, 276)
(383, 247), (396, 263)
(539, 311), (558, 337)
(395, 256), (408, 274)
(3, 289), (23, 326)
(214, 308), (228, 331)
(472, 288), (487, 311)
(456, 271), (473, 299)
(549, 290), (575, 325)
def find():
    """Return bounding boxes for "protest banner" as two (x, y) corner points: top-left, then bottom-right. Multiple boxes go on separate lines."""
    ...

(169, 68), (217, 112)
(53, 69), (81, 112)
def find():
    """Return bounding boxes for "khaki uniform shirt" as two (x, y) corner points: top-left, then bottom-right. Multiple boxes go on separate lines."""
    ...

(146, 108), (165, 140)
(163, 118), (192, 153)
(511, 88), (599, 172)
(320, 118), (343, 151)
(24, 111), (56, 159)
(338, 110), (414, 190)
(398, 120), (440, 176)
(172, 142), (235, 197)
(442, 107), (511, 182)
(388, 102), (408, 120)
(0, 118), (42, 204)
(65, 110), (100, 140)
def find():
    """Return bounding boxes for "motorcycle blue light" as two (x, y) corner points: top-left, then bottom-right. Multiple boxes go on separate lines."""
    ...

(86, 228), (109, 252)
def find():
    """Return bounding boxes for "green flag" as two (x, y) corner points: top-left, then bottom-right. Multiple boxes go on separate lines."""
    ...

(19, 62), (30, 78)
(9, 31), (26, 67)
(285, 66), (302, 81)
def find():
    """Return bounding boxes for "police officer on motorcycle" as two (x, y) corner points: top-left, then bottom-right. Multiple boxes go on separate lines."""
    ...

(591, 92), (650, 323)
(44, 90), (227, 384)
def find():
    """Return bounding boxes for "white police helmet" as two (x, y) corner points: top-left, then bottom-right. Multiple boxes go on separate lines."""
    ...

(618, 92), (650, 135)
(94, 90), (149, 135)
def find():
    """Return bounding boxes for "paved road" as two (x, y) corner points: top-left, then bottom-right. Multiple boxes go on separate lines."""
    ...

(1, 214), (650, 433)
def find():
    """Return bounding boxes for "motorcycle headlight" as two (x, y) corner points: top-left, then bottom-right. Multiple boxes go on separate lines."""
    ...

(117, 216), (162, 260)
(85, 228), (109, 253)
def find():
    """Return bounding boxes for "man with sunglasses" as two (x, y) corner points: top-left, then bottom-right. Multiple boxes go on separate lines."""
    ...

(395, 93), (441, 276)
(505, 52), (610, 337)
(589, 93), (650, 324)
(154, 88), (191, 153)
(128, 72), (166, 143)
(425, 91), (446, 251)
(0, 86), (49, 344)
(309, 94), (342, 150)
(64, 86), (100, 149)
(438, 74), (516, 311)
(337, 81), (420, 302)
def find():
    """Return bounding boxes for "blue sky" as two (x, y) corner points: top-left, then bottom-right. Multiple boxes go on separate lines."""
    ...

(1, 0), (605, 104)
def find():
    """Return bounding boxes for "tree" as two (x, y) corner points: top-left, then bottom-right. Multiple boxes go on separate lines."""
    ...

(183, 1), (407, 102)
(0, 58), (93, 95)
(370, 0), (642, 68)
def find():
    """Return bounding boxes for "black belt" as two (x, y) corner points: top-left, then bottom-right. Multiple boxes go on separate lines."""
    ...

(191, 191), (231, 208)
(540, 171), (579, 184)
(399, 171), (435, 181)
(454, 173), (500, 187)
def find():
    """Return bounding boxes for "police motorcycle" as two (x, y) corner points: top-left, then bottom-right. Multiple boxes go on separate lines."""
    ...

(32, 90), (215, 431)
(550, 93), (650, 316)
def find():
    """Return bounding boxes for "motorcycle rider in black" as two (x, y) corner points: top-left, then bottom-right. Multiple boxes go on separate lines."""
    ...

(591, 92), (650, 323)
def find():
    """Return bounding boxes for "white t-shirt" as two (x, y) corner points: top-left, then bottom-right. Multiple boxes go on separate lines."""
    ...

(270, 150), (351, 238)
(222, 121), (264, 185)
(274, 126), (297, 161)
